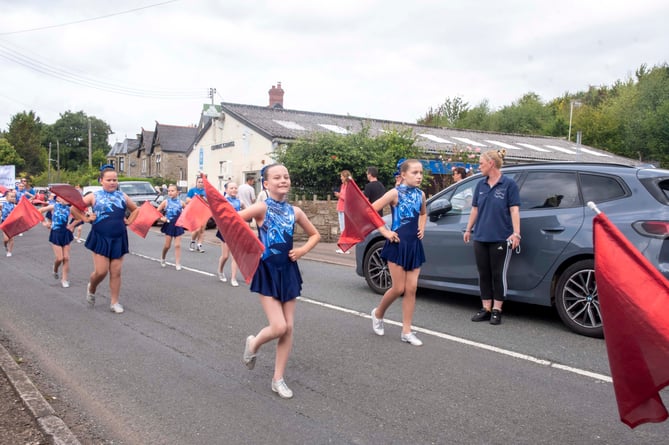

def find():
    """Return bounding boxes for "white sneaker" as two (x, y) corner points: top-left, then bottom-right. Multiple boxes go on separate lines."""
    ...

(86, 283), (96, 307)
(271, 379), (293, 399)
(61, 280), (70, 288)
(335, 249), (344, 254)
(6, 252), (11, 257)
(160, 258), (166, 268)
(218, 272), (227, 282)
(189, 241), (196, 251)
(175, 264), (182, 271)
(371, 308), (384, 336)
(76, 238), (83, 243)
(110, 303), (124, 314)
(53, 270), (59, 279)
(231, 279), (239, 287)
(197, 244), (205, 253)
(400, 332), (423, 346)
(243, 335), (256, 370)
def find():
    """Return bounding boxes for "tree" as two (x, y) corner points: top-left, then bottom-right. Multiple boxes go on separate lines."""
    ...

(5, 111), (45, 174)
(42, 111), (112, 171)
(0, 138), (24, 168)
(274, 124), (420, 196)
(418, 96), (469, 127)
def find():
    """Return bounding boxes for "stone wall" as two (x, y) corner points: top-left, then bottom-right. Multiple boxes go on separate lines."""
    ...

(290, 195), (341, 242)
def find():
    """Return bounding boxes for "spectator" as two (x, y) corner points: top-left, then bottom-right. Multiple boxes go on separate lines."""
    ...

(463, 149), (521, 326)
(364, 166), (386, 217)
(334, 170), (351, 254)
(238, 176), (256, 209)
(453, 167), (467, 183)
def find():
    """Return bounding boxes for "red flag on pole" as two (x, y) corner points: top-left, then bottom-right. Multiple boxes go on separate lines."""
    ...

(175, 194), (211, 232)
(202, 177), (264, 284)
(593, 212), (669, 428)
(127, 201), (163, 238)
(0, 196), (45, 239)
(337, 179), (385, 252)
(48, 184), (87, 212)
(0, 185), (7, 195)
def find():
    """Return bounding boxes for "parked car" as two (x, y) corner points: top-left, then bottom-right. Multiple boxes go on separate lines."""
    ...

(356, 162), (669, 337)
(82, 185), (102, 196)
(118, 181), (160, 209)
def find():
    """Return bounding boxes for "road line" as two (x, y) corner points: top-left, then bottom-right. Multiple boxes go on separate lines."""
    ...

(300, 296), (613, 383)
(130, 252), (613, 384)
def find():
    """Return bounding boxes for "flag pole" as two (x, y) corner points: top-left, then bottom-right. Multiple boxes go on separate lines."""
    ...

(587, 201), (601, 215)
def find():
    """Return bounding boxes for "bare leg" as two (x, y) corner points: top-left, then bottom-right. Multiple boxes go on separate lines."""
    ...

(173, 235), (182, 266)
(51, 244), (63, 274)
(375, 262), (406, 319)
(162, 236), (172, 260)
(400, 268), (420, 334)
(89, 253), (111, 293)
(250, 297), (296, 381)
(61, 244), (71, 282)
(108, 258), (124, 305)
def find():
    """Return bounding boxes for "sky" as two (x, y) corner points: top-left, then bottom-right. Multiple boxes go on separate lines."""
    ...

(1, 0), (668, 146)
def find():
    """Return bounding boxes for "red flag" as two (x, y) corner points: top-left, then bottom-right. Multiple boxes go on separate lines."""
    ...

(0, 185), (7, 195)
(175, 194), (211, 232)
(593, 212), (669, 428)
(49, 184), (87, 211)
(127, 201), (163, 238)
(0, 196), (45, 239)
(337, 179), (385, 252)
(202, 177), (264, 284)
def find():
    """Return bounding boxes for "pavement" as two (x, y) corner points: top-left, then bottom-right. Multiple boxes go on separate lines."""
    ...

(0, 237), (354, 444)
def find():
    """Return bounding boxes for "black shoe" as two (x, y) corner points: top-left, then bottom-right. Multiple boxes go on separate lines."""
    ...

(490, 309), (502, 325)
(471, 308), (492, 322)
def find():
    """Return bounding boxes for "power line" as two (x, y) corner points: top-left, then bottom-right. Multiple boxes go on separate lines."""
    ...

(0, 42), (206, 99)
(0, 1), (181, 36)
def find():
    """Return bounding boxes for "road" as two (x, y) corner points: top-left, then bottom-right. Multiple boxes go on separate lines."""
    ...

(1, 226), (667, 444)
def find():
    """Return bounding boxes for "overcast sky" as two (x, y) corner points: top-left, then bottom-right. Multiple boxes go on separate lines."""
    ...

(1, 0), (667, 145)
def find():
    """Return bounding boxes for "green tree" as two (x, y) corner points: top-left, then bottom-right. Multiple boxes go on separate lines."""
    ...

(42, 111), (112, 171)
(417, 96), (469, 127)
(274, 125), (420, 196)
(5, 111), (45, 174)
(0, 138), (24, 168)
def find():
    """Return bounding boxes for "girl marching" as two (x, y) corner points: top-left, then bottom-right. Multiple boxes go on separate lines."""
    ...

(156, 184), (185, 271)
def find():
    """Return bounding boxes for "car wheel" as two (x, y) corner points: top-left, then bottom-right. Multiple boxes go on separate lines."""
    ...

(554, 259), (603, 338)
(363, 239), (391, 294)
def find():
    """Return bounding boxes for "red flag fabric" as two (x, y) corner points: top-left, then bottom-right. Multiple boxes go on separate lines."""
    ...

(202, 177), (264, 284)
(0, 185), (7, 195)
(593, 212), (669, 428)
(49, 184), (87, 211)
(0, 196), (45, 239)
(337, 179), (385, 252)
(127, 201), (163, 238)
(175, 194), (211, 232)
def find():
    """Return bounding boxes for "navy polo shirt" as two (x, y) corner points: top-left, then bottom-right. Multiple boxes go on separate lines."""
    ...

(471, 174), (520, 242)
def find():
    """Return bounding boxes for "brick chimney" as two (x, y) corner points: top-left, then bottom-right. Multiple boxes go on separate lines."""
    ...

(268, 82), (284, 108)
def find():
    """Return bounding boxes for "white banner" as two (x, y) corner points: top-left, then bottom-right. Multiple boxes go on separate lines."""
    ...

(0, 165), (16, 189)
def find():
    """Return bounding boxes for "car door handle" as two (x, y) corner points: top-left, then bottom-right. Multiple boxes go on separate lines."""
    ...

(542, 226), (565, 233)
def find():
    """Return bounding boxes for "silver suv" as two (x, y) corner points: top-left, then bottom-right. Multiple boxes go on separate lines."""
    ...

(356, 163), (669, 337)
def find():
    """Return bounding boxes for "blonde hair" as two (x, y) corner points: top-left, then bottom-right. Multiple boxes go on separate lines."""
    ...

(481, 149), (506, 169)
(340, 170), (352, 183)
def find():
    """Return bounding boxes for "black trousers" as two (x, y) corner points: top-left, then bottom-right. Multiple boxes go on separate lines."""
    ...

(473, 241), (513, 301)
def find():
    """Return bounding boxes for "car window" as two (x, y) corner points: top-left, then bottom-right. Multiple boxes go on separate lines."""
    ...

(518, 172), (580, 210)
(579, 173), (628, 203)
(449, 181), (477, 214)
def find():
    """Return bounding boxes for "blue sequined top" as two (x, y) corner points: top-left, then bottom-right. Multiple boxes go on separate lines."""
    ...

(390, 185), (423, 231)
(1, 202), (16, 222)
(91, 189), (127, 237)
(164, 197), (182, 222)
(258, 198), (294, 261)
(51, 202), (71, 230)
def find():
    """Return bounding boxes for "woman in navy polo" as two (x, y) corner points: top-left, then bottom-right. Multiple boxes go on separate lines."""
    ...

(463, 149), (521, 325)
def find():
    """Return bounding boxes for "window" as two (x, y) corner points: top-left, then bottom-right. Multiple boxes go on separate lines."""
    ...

(119, 157), (125, 172)
(579, 173), (627, 203)
(156, 154), (161, 174)
(450, 180), (478, 214)
(519, 172), (580, 210)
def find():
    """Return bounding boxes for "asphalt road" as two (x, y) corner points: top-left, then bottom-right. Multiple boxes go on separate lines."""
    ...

(1, 226), (668, 444)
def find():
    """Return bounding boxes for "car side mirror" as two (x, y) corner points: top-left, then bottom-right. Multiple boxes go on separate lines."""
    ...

(428, 199), (452, 222)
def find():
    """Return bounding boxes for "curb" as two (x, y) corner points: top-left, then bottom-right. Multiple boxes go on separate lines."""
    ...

(0, 342), (81, 445)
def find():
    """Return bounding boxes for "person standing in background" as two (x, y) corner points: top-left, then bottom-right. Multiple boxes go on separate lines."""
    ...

(363, 166), (386, 217)
(238, 176), (256, 209)
(334, 170), (351, 254)
(463, 149), (521, 326)
(453, 167), (467, 183)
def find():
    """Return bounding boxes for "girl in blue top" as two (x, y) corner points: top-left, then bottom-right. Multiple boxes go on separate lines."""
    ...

(1, 190), (17, 257)
(463, 149), (521, 326)
(156, 184), (185, 271)
(73, 166), (139, 314)
(39, 195), (77, 287)
(238, 164), (320, 399)
(370, 159), (427, 346)
(216, 181), (244, 286)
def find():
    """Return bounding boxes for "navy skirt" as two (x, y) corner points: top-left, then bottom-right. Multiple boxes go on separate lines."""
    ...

(49, 228), (74, 247)
(381, 223), (425, 271)
(85, 229), (129, 259)
(161, 220), (185, 237)
(250, 253), (303, 303)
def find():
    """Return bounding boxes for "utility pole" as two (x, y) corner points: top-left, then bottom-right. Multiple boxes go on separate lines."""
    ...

(48, 142), (52, 184)
(56, 139), (60, 181)
(88, 118), (92, 168)
(209, 87), (216, 105)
